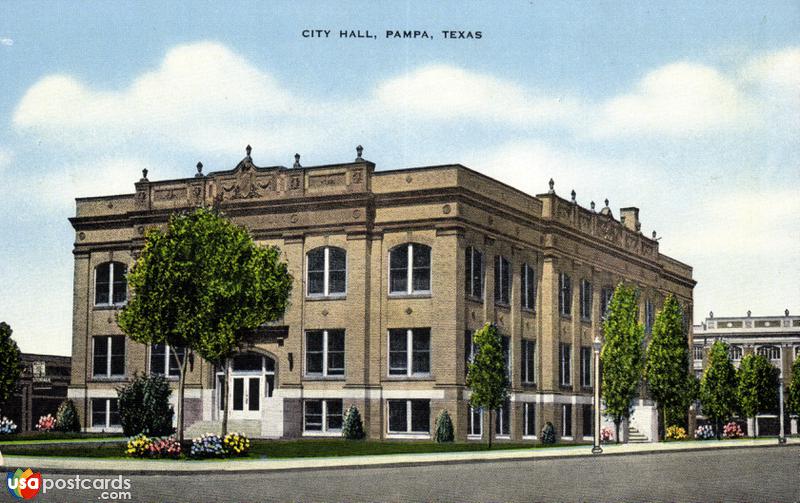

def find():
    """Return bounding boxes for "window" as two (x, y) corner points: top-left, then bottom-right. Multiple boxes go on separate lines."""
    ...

(305, 330), (345, 377)
(582, 404), (593, 437)
(522, 340), (536, 384)
(579, 279), (592, 320)
(580, 346), (592, 388)
(561, 404), (572, 438)
(644, 299), (655, 334)
(692, 345), (704, 362)
(559, 273), (572, 316)
(95, 262), (127, 306)
(465, 330), (476, 377)
(91, 398), (120, 429)
(757, 345), (781, 363)
(521, 263), (536, 311)
(389, 243), (431, 294)
(307, 247), (346, 297)
(600, 287), (614, 319)
(389, 328), (431, 376)
(150, 343), (185, 377)
(559, 343), (572, 386)
(465, 246), (483, 299)
(729, 345), (743, 361)
(388, 399), (430, 433)
(495, 399), (510, 436)
(469, 406), (482, 437)
(494, 256), (511, 305)
(93, 336), (125, 378)
(524, 402), (536, 437)
(303, 399), (343, 432)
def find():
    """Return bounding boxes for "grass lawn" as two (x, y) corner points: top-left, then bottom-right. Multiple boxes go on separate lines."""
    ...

(0, 438), (584, 459)
(0, 432), (125, 445)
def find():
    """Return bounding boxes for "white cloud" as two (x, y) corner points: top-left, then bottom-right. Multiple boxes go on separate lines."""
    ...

(0, 147), (12, 172)
(0, 38), (12, 46)
(740, 47), (800, 90)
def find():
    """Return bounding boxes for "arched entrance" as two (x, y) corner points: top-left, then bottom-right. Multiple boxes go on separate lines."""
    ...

(216, 352), (276, 421)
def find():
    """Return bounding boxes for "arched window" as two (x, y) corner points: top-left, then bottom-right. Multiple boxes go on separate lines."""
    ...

(307, 247), (346, 297)
(95, 261), (127, 306)
(729, 345), (743, 361)
(756, 345), (781, 362)
(389, 243), (431, 294)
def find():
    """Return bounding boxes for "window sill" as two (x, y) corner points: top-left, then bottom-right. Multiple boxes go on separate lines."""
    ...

(467, 434), (483, 441)
(385, 374), (434, 381)
(522, 435), (538, 440)
(560, 314), (572, 320)
(521, 382), (537, 388)
(559, 384), (572, 389)
(302, 430), (342, 437)
(495, 435), (511, 440)
(305, 295), (347, 302)
(521, 308), (537, 315)
(303, 375), (346, 381)
(388, 292), (432, 299)
(494, 303), (510, 309)
(90, 376), (127, 382)
(580, 318), (592, 324)
(93, 304), (126, 311)
(466, 296), (484, 304)
(561, 436), (574, 441)
(87, 426), (123, 433)
(386, 432), (430, 439)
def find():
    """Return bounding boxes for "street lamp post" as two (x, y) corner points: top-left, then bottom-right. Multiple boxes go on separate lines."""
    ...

(779, 344), (786, 444)
(592, 335), (603, 454)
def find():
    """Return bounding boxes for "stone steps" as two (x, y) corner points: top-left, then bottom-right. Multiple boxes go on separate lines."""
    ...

(628, 426), (650, 443)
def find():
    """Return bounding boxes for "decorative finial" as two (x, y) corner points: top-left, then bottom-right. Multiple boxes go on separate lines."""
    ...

(195, 161), (204, 177)
(652, 230), (657, 239)
(548, 178), (554, 194)
(140, 168), (149, 181)
(709, 311), (713, 318)
(293, 153), (301, 168)
(570, 189), (576, 203)
(747, 310), (751, 317)
(590, 201), (596, 211)
(604, 198), (609, 208)
(785, 309), (790, 317)
(246, 145), (252, 157)
(355, 145), (364, 161)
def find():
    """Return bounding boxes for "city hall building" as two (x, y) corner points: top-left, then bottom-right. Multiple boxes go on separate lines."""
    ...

(68, 146), (694, 442)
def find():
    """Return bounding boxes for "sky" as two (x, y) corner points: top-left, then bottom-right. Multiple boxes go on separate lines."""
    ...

(0, 1), (798, 355)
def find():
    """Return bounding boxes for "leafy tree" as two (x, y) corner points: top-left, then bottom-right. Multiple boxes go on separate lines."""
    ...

(644, 295), (694, 437)
(342, 405), (365, 440)
(55, 399), (81, 432)
(434, 409), (454, 443)
(601, 283), (645, 442)
(699, 340), (738, 439)
(737, 353), (779, 437)
(118, 207), (292, 442)
(0, 322), (22, 408)
(466, 323), (509, 449)
(117, 374), (174, 437)
(788, 356), (800, 418)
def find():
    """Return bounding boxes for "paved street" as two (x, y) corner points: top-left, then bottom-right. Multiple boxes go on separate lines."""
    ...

(29, 445), (800, 502)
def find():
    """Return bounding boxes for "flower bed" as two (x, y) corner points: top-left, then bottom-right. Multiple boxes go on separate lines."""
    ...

(0, 417), (17, 435)
(723, 421), (744, 439)
(695, 424), (715, 440)
(666, 425), (687, 441)
(36, 414), (57, 432)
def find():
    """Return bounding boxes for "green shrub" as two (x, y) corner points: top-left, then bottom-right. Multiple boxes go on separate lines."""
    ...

(342, 405), (365, 440)
(117, 373), (174, 437)
(540, 421), (556, 444)
(55, 399), (81, 432)
(434, 410), (454, 443)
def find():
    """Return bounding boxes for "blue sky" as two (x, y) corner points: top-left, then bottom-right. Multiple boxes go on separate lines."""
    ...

(1, 1), (798, 355)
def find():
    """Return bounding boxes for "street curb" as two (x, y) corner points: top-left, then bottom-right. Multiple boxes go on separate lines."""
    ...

(2, 440), (797, 476)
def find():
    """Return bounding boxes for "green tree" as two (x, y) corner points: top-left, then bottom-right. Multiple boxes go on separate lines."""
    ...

(0, 322), (22, 408)
(644, 295), (694, 437)
(699, 340), (738, 439)
(117, 373), (174, 437)
(434, 409), (454, 443)
(736, 353), (779, 437)
(118, 207), (292, 442)
(342, 405), (365, 440)
(55, 399), (81, 432)
(601, 283), (645, 443)
(466, 323), (509, 449)
(788, 356), (800, 418)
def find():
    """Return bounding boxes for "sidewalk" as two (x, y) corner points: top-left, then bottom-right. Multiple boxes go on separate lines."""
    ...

(1, 437), (797, 475)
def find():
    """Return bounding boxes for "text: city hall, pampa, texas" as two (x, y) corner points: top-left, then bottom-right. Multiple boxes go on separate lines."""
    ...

(67, 145), (694, 441)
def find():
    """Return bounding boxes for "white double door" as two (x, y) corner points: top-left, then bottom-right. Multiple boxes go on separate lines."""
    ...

(229, 374), (262, 420)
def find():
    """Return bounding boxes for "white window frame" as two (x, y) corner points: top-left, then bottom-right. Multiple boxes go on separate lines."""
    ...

(559, 273), (572, 316)
(495, 400), (511, 438)
(494, 255), (511, 306)
(580, 346), (592, 388)
(305, 329), (345, 378)
(756, 345), (782, 366)
(306, 247), (347, 298)
(522, 263), (536, 311)
(465, 246), (483, 300)
(468, 406), (483, 439)
(729, 345), (743, 362)
(523, 402), (537, 439)
(579, 279), (592, 321)
(150, 343), (182, 378)
(94, 261), (127, 307)
(560, 343), (572, 386)
(522, 339), (536, 384)
(561, 403), (573, 440)
(644, 299), (655, 334)
(387, 399), (430, 437)
(388, 328), (431, 377)
(693, 345), (704, 362)
(389, 243), (431, 295)
(93, 336), (125, 378)
(302, 399), (343, 436)
(91, 398), (120, 430)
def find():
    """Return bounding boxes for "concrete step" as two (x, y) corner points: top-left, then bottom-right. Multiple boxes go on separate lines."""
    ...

(185, 419), (261, 439)
(628, 426), (650, 443)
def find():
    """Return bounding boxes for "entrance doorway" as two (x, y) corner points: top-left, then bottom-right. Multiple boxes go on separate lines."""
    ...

(218, 352), (276, 421)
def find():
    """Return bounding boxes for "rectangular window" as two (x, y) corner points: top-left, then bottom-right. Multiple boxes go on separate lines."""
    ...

(464, 330), (476, 377)
(521, 263), (536, 310)
(559, 273), (572, 316)
(389, 329), (431, 376)
(582, 404), (593, 437)
(580, 346), (592, 388)
(150, 343), (185, 377)
(644, 299), (655, 334)
(303, 399), (343, 432)
(91, 398), (120, 428)
(562, 404), (572, 438)
(93, 336), (125, 378)
(494, 255), (511, 305)
(469, 406), (482, 436)
(559, 343), (572, 386)
(600, 287), (614, 319)
(465, 247), (483, 299)
(524, 402), (536, 437)
(522, 339), (536, 384)
(495, 399), (510, 436)
(580, 279), (592, 321)
(305, 330), (345, 377)
(693, 345), (704, 362)
(387, 399), (430, 434)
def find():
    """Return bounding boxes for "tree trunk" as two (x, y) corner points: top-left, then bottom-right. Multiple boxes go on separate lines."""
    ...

(173, 347), (189, 444)
(488, 409), (493, 449)
(221, 358), (230, 437)
(615, 419), (620, 443)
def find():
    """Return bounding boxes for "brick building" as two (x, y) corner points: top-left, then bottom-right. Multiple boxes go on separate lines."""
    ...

(67, 146), (694, 441)
(2, 353), (71, 432)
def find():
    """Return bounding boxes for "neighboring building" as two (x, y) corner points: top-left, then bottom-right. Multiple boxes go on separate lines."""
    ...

(1, 353), (71, 432)
(67, 146), (694, 441)
(693, 310), (800, 435)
